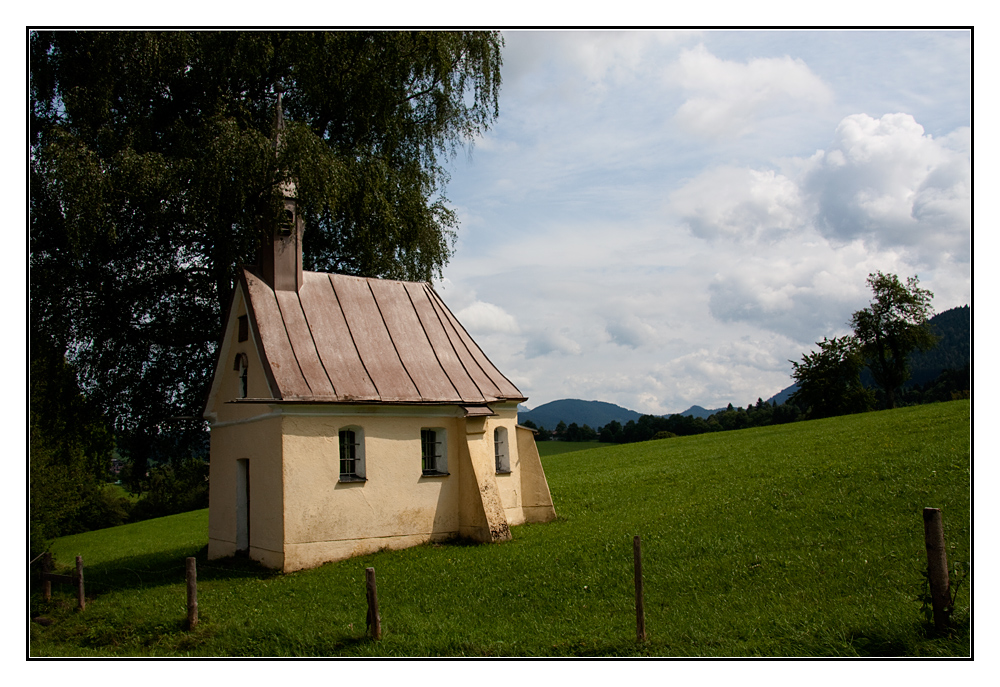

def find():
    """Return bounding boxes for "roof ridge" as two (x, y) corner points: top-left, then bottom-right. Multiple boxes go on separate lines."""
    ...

(304, 270), (431, 288)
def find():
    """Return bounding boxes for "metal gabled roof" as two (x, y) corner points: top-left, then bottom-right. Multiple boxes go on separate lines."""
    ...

(240, 268), (525, 405)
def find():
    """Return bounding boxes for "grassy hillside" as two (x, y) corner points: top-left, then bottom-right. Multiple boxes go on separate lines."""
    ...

(31, 401), (970, 657)
(535, 440), (603, 457)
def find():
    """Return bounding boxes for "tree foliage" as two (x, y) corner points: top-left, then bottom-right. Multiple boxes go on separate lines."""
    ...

(790, 336), (875, 420)
(851, 272), (936, 409)
(30, 31), (504, 472)
(29, 336), (120, 555)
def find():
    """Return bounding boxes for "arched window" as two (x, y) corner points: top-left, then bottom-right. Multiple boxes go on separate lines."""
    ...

(339, 427), (365, 481)
(233, 353), (249, 399)
(494, 427), (510, 473)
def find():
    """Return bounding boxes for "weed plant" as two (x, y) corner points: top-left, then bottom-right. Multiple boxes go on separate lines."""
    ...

(30, 401), (970, 656)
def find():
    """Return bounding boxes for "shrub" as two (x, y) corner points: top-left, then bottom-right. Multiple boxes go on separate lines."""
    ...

(129, 457), (209, 522)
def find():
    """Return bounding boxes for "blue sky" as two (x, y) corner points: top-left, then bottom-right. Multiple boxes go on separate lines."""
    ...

(434, 30), (972, 415)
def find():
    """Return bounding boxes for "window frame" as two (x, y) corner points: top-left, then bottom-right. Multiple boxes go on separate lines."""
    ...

(338, 427), (366, 482)
(421, 428), (449, 476)
(233, 353), (249, 399)
(494, 426), (510, 474)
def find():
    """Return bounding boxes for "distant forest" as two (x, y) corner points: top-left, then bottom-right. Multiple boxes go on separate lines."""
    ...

(522, 305), (970, 445)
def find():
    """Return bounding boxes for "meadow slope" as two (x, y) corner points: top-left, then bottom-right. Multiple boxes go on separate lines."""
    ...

(31, 401), (971, 656)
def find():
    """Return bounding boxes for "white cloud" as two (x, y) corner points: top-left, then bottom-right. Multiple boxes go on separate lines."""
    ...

(455, 300), (520, 335)
(441, 32), (970, 416)
(502, 30), (691, 94)
(667, 112), (970, 343)
(804, 113), (971, 264)
(671, 166), (806, 241)
(667, 44), (832, 139)
(523, 329), (583, 359)
(704, 236), (892, 344)
(605, 315), (658, 349)
(650, 335), (799, 412)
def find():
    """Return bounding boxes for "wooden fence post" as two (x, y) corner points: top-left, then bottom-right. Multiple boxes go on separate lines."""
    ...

(365, 567), (381, 640)
(42, 552), (52, 602)
(634, 535), (646, 642)
(923, 507), (950, 631)
(186, 557), (198, 630)
(76, 556), (85, 611)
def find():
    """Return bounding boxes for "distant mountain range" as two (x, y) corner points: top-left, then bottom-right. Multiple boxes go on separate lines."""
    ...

(519, 306), (969, 430)
(518, 399), (642, 430)
(519, 384), (796, 429)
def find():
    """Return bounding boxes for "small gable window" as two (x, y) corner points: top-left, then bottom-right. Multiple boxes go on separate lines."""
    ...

(494, 427), (510, 474)
(421, 428), (448, 476)
(233, 353), (249, 399)
(238, 315), (248, 342)
(339, 428), (365, 482)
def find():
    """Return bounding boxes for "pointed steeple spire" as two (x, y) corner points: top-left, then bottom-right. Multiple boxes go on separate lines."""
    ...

(259, 86), (303, 292)
(273, 88), (285, 151)
(273, 87), (295, 197)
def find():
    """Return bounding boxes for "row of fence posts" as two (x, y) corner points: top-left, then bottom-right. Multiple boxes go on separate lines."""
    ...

(34, 545), (648, 641)
(36, 508), (954, 640)
(623, 512), (957, 641)
(355, 511), (955, 642)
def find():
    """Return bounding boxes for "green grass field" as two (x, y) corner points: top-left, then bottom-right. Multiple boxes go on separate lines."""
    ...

(535, 440), (602, 457)
(30, 401), (970, 656)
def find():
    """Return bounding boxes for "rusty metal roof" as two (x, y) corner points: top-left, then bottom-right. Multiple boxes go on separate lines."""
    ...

(240, 268), (525, 405)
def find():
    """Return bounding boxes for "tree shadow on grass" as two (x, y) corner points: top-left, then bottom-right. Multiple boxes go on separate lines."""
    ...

(840, 630), (915, 657)
(37, 545), (282, 600)
(818, 617), (971, 657)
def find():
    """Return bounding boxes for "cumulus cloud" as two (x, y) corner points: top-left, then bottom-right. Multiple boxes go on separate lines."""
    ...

(705, 238), (885, 344)
(442, 33), (970, 416)
(667, 44), (832, 138)
(454, 300), (520, 335)
(523, 329), (583, 359)
(605, 315), (658, 349)
(671, 166), (806, 241)
(651, 335), (799, 411)
(804, 113), (970, 263)
(670, 112), (970, 270)
(503, 30), (690, 93)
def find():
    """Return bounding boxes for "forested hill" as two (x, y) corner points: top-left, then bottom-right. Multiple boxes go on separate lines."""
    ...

(519, 399), (642, 430)
(858, 304), (970, 389)
(907, 305), (970, 385)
